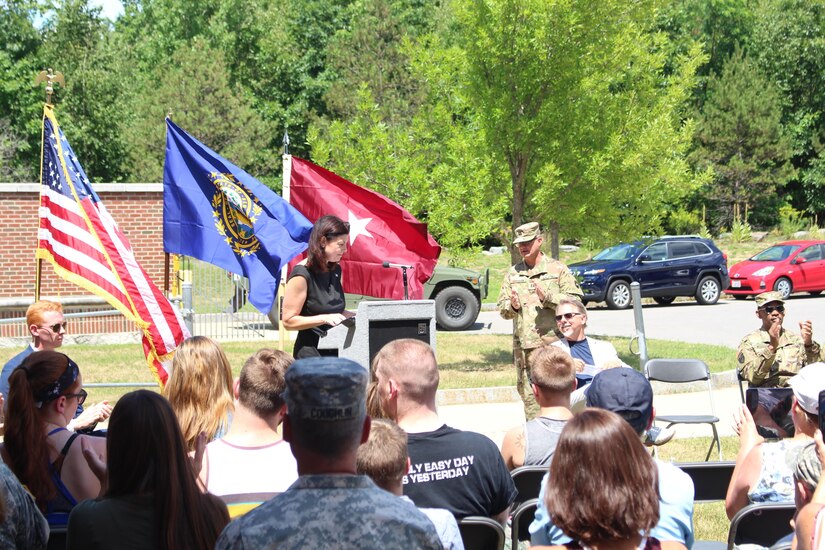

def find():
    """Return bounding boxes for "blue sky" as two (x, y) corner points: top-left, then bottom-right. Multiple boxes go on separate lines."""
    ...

(90, 0), (124, 21)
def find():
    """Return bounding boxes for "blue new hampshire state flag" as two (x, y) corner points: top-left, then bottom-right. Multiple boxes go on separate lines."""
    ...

(163, 119), (312, 314)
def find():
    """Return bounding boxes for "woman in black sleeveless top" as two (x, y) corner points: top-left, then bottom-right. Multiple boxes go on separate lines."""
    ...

(282, 215), (354, 358)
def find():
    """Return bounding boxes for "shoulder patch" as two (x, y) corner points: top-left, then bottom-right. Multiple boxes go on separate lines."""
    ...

(738, 352), (745, 364)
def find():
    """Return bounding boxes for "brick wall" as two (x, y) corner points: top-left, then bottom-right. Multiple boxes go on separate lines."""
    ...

(0, 184), (166, 336)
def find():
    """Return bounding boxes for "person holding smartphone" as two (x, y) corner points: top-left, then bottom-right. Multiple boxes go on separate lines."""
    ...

(737, 291), (823, 388)
(726, 363), (825, 519)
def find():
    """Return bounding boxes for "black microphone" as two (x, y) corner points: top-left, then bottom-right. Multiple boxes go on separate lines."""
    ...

(382, 261), (414, 269)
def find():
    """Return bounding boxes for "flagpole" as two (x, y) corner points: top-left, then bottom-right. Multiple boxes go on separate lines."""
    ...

(34, 70), (64, 302)
(279, 131), (291, 352)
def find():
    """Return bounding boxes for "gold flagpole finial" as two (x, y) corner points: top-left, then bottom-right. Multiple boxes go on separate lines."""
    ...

(34, 68), (65, 106)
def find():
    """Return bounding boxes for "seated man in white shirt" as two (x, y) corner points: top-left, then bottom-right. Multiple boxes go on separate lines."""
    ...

(551, 297), (672, 445)
(198, 348), (298, 517)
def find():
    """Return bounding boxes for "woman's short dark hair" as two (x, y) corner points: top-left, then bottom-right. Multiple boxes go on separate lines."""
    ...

(546, 409), (659, 545)
(306, 215), (349, 271)
(106, 390), (228, 549)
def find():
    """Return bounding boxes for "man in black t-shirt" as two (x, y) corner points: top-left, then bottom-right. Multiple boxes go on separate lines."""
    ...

(372, 339), (517, 524)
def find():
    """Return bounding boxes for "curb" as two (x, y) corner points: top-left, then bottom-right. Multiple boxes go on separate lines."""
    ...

(437, 369), (741, 406)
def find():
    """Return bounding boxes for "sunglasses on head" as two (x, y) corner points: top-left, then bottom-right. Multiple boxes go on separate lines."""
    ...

(43, 321), (67, 333)
(760, 305), (785, 314)
(555, 312), (583, 322)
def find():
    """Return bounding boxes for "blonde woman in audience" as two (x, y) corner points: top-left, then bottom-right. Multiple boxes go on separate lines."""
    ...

(163, 336), (234, 451)
(1, 350), (106, 523)
(68, 390), (229, 549)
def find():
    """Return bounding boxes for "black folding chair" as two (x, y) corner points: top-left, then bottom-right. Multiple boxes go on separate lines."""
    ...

(458, 516), (505, 550)
(645, 359), (722, 461)
(676, 461), (736, 502)
(727, 503), (796, 550)
(510, 498), (539, 550)
(510, 465), (547, 508)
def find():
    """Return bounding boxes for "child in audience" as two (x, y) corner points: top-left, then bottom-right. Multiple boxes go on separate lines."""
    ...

(67, 390), (229, 549)
(357, 419), (464, 550)
(163, 336), (234, 451)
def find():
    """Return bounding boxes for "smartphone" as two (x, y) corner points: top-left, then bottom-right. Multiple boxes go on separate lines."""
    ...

(819, 390), (825, 436)
(745, 388), (795, 439)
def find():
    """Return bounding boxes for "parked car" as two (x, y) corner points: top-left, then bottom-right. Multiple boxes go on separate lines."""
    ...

(345, 265), (489, 331)
(726, 240), (825, 300)
(568, 236), (729, 309)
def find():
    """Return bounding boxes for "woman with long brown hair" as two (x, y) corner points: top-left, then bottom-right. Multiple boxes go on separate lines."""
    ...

(536, 408), (664, 550)
(67, 390), (229, 549)
(282, 215), (354, 359)
(162, 336), (234, 452)
(1, 350), (106, 523)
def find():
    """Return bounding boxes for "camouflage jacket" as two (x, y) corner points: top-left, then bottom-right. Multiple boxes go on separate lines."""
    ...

(737, 327), (824, 387)
(215, 474), (442, 550)
(497, 254), (583, 350)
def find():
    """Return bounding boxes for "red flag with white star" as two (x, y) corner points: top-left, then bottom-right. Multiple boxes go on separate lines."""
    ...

(289, 157), (441, 299)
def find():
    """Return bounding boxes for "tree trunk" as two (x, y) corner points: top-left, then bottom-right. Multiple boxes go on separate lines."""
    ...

(508, 153), (529, 263)
(549, 220), (560, 259)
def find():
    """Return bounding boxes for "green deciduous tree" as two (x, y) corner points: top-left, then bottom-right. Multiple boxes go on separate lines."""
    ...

(691, 47), (794, 228)
(122, 37), (269, 183)
(454, 0), (706, 258)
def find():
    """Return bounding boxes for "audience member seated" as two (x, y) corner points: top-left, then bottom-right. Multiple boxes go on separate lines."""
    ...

(199, 349), (298, 517)
(0, 462), (48, 549)
(794, 430), (825, 550)
(216, 357), (442, 549)
(0, 300), (111, 433)
(500, 346), (574, 469)
(357, 418), (464, 550)
(67, 390), (229, 549)
(551, 298), (672, 446)
(726, 362), (825, 519)
(532, 408), (679, 550)
(0, 350), (107, 524)
(373, 338), (516, 523)
(163, 336), (234, 451)
(531, 368), (694, 548)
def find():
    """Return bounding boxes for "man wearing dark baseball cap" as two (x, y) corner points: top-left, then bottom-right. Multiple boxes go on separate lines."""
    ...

(530, 368), (695, 548)
(216, 357), (441, 549)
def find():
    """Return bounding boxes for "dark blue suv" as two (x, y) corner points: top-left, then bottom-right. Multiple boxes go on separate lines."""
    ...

(568, 236), (729, 309)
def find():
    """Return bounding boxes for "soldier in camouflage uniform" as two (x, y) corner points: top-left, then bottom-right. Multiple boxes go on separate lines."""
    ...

(737, 291), (823, 388)
(216, 357), (441, 550)
(497, 222), (583, 419)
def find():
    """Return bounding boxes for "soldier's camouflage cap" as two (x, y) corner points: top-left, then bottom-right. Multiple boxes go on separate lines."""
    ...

(513, 222), (541, 244)
(284, 357), (367, 422)
(755, 291), (785, 308)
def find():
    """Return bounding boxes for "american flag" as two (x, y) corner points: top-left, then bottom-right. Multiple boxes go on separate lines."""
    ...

(36, 105), (189, 386)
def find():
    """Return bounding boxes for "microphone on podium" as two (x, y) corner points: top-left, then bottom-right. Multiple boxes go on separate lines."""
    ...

(382, 261), (414, 269)
(381, 262), (412, 299)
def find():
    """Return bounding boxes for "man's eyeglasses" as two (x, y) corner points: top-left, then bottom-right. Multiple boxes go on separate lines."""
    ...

(760, 305), (785, 314)
(63, 389), (87, 406)
(42, 322), (67, 333)
(555, 312), (583, 323)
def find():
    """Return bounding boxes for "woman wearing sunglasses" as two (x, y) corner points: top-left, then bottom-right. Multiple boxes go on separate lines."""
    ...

(282, 215), (355, 359)
(1, 350), (106, 524)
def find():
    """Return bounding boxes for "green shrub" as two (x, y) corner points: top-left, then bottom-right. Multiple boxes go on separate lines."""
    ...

(729, 219), (752, 243)
(778, 204), (806, 237)
(664, 208), (703, 235)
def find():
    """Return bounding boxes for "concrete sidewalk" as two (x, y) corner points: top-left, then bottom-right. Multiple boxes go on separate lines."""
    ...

(437, 384), (743, 450)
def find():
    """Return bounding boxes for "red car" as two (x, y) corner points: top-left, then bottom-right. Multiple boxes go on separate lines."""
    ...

(727, 240), (825, 299)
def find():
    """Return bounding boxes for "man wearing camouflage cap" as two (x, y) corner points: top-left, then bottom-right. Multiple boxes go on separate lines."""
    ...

(216, 357), (441, 550)
(497, 222), (582, 418)
(737, 291), (823, 387)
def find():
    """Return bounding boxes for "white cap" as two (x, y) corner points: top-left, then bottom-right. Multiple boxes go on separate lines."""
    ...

(788, 362), (825, 415)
